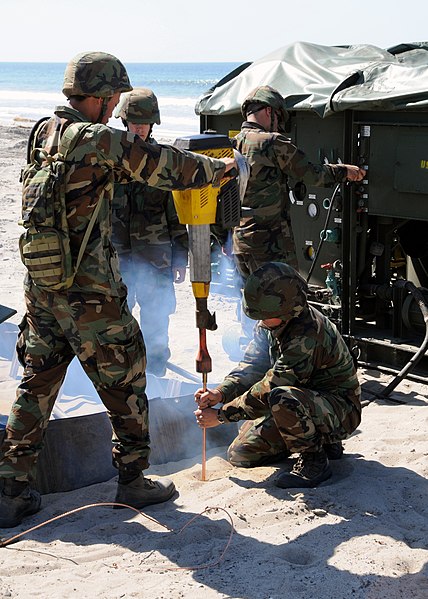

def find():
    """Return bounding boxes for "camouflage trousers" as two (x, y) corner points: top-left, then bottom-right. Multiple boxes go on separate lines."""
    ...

(233, 249), (298, 283)
(227, 386), (357, 467)
(0, 285), (150, 483)
(232, 220), (299, 282)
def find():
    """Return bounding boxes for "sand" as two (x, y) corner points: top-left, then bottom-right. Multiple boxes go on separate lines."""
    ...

(0, 123), (427, 599)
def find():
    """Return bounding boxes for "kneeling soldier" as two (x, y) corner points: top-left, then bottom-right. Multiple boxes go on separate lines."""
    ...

(195, 262), (361, 488)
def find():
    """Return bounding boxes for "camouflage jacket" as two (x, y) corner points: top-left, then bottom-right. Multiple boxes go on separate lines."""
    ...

(217, 305), (361, 434)
(26, 105), (225, 296)
(233, 122), (348, 257)
(112, 139), (188, 272)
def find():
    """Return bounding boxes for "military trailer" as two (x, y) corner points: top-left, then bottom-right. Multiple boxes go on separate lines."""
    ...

(196, 41), (428, 383)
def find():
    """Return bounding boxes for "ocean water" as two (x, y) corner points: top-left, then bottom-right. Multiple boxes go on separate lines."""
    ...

(0, 62), (240, 139)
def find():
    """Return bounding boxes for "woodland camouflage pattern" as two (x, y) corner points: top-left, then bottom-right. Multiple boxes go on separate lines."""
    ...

(62, 51), (132, 98)
(112, 140), (188, 367)
(233, 121), (348, 279)
(0, 288), (150, 481)
(22, 105), (225, 297)
(112, 168), (187, 270)
(242, 261), (308, 321)
(112, 85), (185, 369)
(216, 263), (361, 466)
(0, 101), (227, 482)
(114, 88), (161, 124)
(241, 85), (289, 130)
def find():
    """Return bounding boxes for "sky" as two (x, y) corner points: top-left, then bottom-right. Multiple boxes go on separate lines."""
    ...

(2, 0), (428, 63)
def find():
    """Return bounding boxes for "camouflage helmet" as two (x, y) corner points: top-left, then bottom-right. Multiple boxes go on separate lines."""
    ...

(242, 262), (308, 321)
(62, 51), (132, 98)
(113, 87), (161, 124)
(241, 85), (289, 129)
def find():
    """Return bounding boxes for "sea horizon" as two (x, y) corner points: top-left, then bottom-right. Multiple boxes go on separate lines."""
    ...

(0, 61), (241, 138)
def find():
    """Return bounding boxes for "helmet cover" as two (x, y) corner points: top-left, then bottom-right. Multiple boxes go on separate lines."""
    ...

(243, 262), (308, 321)
(113, 87), (161, 124)
(62, 51), (132, 98)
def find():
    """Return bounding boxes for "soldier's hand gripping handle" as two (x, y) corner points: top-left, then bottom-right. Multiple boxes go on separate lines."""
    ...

(194, 387), (222, 409)
(344, 165), (366, 182)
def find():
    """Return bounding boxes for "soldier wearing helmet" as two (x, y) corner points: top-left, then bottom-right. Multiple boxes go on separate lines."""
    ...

(232, 85), (365, 281)
(111, 88), (188, 377)
(241, 85), (289, 134)
(195, 262), (361, 489)
(61, 50), (133, 124)
(114, 87), (161, 127)
(0, 52), (236, 528)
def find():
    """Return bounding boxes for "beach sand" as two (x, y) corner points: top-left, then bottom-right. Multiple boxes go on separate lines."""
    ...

(0, 123), (427, 599)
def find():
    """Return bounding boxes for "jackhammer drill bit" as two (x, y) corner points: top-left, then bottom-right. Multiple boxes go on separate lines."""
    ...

(196, 326), (212, 482)
(201, 371), (208, 482)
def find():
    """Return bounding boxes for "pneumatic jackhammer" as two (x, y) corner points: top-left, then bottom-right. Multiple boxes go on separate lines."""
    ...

(172, 132), (248, 479)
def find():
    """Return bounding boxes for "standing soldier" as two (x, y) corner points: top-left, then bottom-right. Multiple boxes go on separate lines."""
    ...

(112, 88), (187, 377)
(233, 85), (365, 281)
(0, 51), (236, 528)
(195, 262), (361, 488)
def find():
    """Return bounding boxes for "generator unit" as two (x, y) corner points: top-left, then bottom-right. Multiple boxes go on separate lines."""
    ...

(196, 42), (428, 381)
(286, 109), (428, 379)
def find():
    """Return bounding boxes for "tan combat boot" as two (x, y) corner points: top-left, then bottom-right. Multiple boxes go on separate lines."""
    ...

(0, 479), (41, 528)
(114, 473), (176, 509)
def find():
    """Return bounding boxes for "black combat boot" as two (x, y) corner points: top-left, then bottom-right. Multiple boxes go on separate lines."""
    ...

(0, 479), (41, 528)
(114, 472), (176, 509)
(275, 449), (332, 489)
(324, 441), (344, 460)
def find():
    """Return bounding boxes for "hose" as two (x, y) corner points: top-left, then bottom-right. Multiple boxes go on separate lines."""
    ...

(358, 360), (428, 386)
(306, 182), (341, 284)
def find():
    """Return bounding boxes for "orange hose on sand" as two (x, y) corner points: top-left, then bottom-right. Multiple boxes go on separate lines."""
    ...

(0, 503), (235, 571)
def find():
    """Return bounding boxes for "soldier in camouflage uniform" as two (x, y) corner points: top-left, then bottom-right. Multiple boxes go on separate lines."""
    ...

(195, 262), (361, 489)
(112, 89), (187, 377)
(233, 85), (365, 280)
(0, 52), (236, 528)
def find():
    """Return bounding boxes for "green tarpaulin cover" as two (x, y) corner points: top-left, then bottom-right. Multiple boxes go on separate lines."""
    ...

(195, 41), (428, 118)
